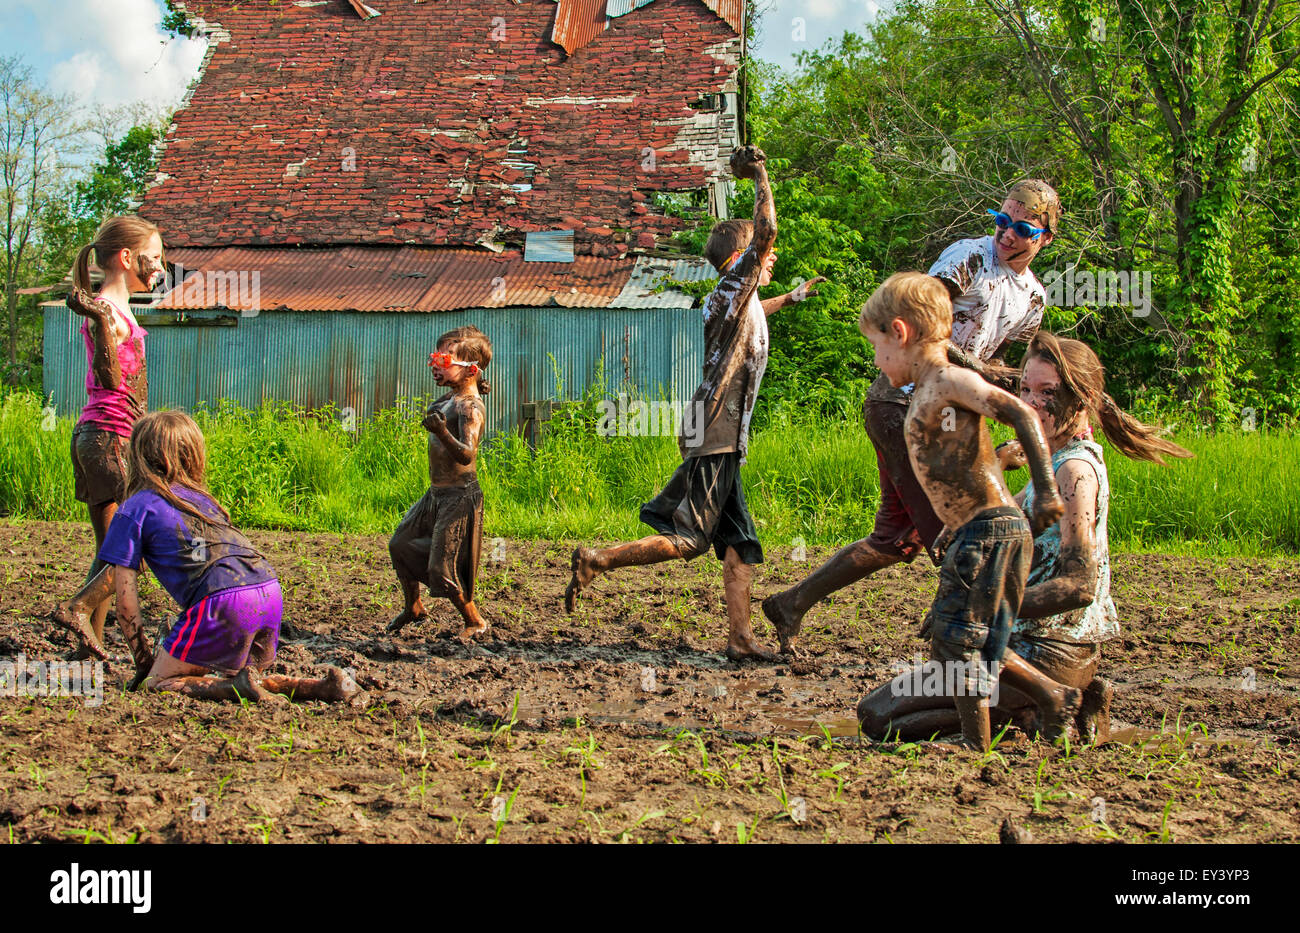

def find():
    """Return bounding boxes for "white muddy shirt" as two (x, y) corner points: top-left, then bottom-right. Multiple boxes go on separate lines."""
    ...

(868, 235), (1046, 404)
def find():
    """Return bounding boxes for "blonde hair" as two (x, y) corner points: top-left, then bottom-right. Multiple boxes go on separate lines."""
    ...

(859, 272), (953, 345)
(125, 410), (231, 532)
(73, 216), (163, 293)
(705, 219), (754, 272)
(437, 325), (493, 396)
(1023, 333), (1192, 465)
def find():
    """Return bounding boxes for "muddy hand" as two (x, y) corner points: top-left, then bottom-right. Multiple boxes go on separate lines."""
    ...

(996, 440), (1026, 471)
(126, 665), (150, 693)
(929, 526), (954, 564)
(1030, 493), (1065, 536)
(66, 287), (113, 321)
(422, 410), (447, 434)
(791, 275), (826, 302)
(729, 145), (767, 179)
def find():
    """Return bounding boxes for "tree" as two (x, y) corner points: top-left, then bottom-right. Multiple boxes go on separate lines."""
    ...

(0, 56), (79, 373)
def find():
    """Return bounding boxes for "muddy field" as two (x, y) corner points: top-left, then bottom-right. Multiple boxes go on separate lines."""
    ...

(1, 519), (1298, 844)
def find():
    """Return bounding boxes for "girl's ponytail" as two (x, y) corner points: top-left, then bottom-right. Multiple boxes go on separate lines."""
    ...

(1096, 392), (1192, 465)
(72, 242), (98, 293)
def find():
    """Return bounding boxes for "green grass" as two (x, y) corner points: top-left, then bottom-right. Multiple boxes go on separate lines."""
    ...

(1, 387), (1296, 555)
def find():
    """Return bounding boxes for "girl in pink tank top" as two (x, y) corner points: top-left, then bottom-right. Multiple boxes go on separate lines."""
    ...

(52, 216), (165, 659)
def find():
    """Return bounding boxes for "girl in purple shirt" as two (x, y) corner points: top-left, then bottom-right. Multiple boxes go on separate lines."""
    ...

(64, 411), (357, 703)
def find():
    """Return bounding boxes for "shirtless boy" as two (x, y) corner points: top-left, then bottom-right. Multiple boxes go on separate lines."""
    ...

(857, 272), (1064, 749)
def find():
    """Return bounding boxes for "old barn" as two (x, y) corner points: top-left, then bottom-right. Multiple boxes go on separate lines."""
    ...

(43, 0), (745, 435)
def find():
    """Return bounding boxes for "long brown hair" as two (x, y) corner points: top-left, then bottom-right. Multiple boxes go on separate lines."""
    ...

(125, 410), (231, 533)
(438, 325), (493, 396)
(73, 216), (163, 293)
(1023, 332), (1192, 465)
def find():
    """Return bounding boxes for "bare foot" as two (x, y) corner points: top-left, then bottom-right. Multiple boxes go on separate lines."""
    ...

(386, 608), (428, 634)
(724, 635), (779, 664)
(564, 546), (599, 614)
(1035, 686), (1083, 742)
(319, 666), (361, 702)
(457, 621), (489, 643)
(761, 591), (803, 655)
(1076, 676), (1113, 744)
(50, 605), (109, 661)
(230, 667), (278, 703)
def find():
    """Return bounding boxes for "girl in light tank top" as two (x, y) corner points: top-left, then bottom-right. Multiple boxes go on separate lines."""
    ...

(52, 216), (164, 658)
(996, 333), (1193, 742)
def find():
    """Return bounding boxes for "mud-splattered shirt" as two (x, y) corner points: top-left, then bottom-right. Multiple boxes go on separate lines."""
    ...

(868, 235), (1045, 405)
(99, 486), (275, 611)
(681, 244), (769, 463)
(1013, 439), (1119, 643)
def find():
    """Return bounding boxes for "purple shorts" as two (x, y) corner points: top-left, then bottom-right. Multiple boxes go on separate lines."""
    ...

(161, 580), (282, 674)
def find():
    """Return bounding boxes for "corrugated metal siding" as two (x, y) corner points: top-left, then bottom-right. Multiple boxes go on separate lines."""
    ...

(42, 303), (705, 436)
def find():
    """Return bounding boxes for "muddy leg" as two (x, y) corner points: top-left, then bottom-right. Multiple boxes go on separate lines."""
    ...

(262, 666), (360, 702)
(83, 500), (118, 647)
(953, 695), (992, 752)
(451, 594), (488, 641)
(51, 565), (115, 661)
(386, 576), (428, 633)
(565, 535), (681, 613)
(722, 547), (776, 662)
(1076, 675), (1113, 744)
(1001, 652), (1082, 741)
(146, 667), (279, 703)
(763, 539), (899, 654)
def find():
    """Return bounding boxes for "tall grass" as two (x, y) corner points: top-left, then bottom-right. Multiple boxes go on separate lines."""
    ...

(1, 387), (1296, 555)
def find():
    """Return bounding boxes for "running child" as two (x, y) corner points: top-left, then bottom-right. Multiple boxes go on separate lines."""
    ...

(59, 411), (358, 702)
(856, 272), (1064, 750)
(387, 326), (491, 641)
(565, 145), (809, 661)
(52, 217), (163, 657)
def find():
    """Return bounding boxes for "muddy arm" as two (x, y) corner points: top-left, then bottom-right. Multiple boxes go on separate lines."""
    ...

(1018, 459), (1101, 618)
(954, 368), (1063, 535)
(761, 276), (825, 317)
(113, 567), (154, 689)
(427, 402), (483, 467)
(67, 288), (123, 390)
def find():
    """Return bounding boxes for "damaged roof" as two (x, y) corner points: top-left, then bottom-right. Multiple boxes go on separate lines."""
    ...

(159, 246), (715, 312)
(149, 0), (743, 258)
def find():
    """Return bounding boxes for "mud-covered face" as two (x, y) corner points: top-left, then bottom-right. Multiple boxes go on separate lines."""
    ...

(1020, 355), (1079, 441)
(759, 248), (777, 287)
(430, 341), (478, 388)
(993, 198), (1053, 270)
(127, 233), (165, 292)
(865, 320), (910, 387)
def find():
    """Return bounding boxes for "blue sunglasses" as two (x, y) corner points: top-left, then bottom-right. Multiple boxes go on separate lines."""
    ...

(988, 209), (1047, 240)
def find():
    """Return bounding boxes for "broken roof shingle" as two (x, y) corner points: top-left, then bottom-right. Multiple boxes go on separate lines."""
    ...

(151, 0), (743, 258)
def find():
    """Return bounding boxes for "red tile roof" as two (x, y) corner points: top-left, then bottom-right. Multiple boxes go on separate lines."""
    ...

(148, 0), (743, 258)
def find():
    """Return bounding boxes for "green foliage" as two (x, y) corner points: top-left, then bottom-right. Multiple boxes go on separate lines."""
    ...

(1, 387), (1295, 555)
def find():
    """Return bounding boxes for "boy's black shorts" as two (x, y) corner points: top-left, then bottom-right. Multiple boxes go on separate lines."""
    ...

(639, 452), (764, 564)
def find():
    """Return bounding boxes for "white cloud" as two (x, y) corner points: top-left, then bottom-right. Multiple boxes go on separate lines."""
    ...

(21, 0), (206, 111)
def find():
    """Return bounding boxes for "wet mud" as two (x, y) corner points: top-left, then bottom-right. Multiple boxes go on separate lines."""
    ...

(1, 521), (1297, 843)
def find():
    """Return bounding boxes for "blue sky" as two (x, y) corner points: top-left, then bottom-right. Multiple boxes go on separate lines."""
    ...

(0, 0), (885, 115)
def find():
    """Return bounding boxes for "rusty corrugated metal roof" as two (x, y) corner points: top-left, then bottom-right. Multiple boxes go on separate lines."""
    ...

(157, 246), (673, 312)
(556, 0), (742, 54)
(550, 0), (610, 55)
(699, 0), (743, 34)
